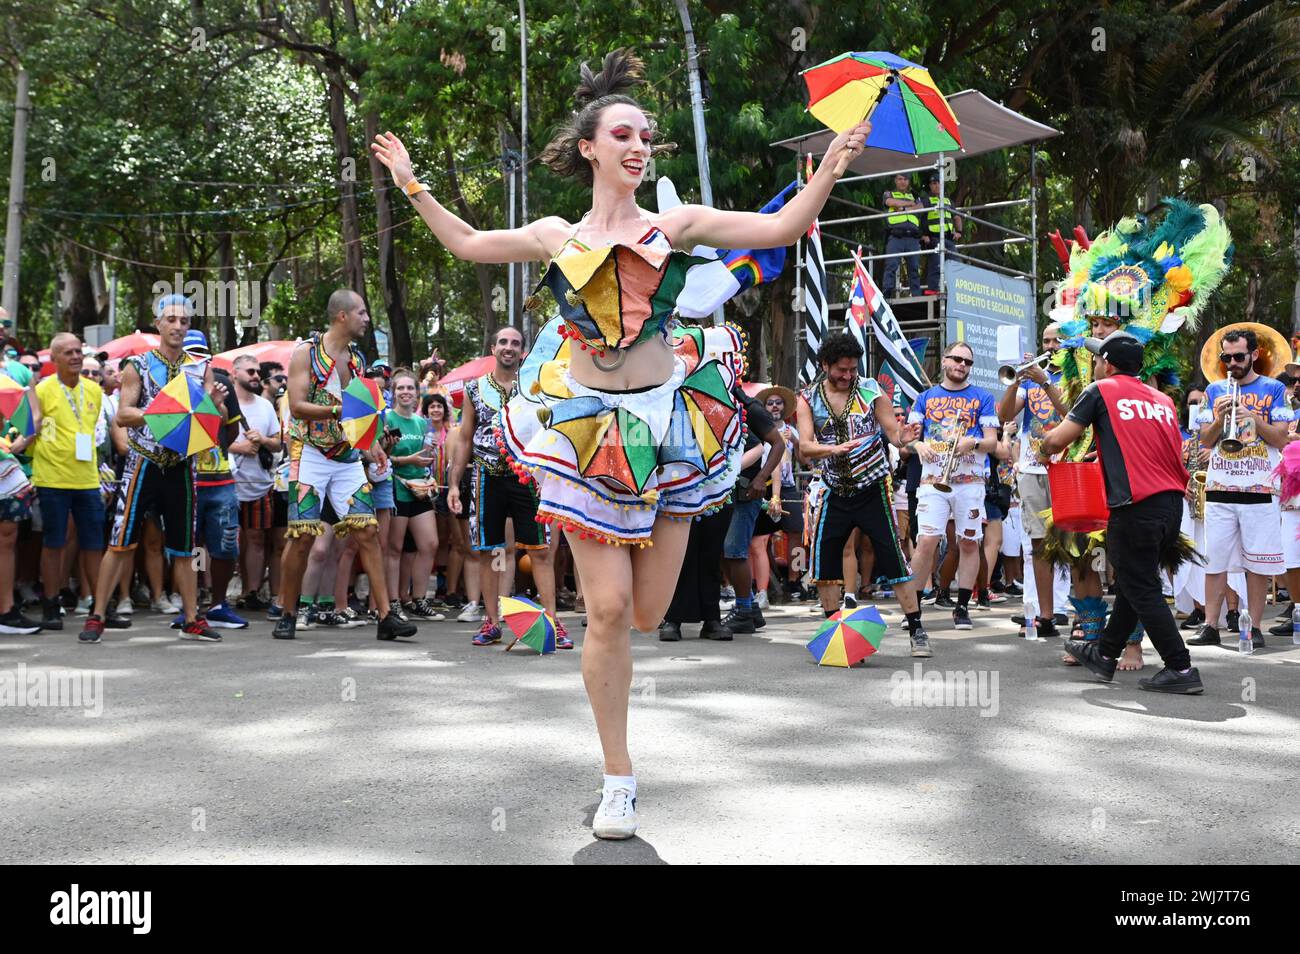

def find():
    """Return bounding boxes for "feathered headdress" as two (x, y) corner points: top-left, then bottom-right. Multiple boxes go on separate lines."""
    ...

(1056, 199), (1233, 383)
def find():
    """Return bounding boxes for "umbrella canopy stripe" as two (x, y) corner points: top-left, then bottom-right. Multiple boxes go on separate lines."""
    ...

(899, 81), (961, 152)
(899, 68), (961, 139)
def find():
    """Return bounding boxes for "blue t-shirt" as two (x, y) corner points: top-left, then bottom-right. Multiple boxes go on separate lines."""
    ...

(908, 383), (998, 486)
(1196, 374), (1293, 494)
(1016, 370), (1062, 475)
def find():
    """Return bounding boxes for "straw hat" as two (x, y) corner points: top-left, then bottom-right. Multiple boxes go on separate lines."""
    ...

(754, 385), (798, 420)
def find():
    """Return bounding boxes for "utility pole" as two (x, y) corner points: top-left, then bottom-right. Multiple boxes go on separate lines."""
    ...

(518, 1), (530, 311)
(2, 67), (30, 326)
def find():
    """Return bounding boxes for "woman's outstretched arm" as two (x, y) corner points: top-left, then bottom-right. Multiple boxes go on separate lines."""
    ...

(372, 132), (567, 264)
(660, 120), (870, 252)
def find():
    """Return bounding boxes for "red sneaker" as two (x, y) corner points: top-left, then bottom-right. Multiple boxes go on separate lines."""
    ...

(555, 620), (574, 650)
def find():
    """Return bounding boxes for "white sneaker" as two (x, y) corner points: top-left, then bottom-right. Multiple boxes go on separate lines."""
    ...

(457, 600), (483, 623)
(75, 596), (93, 616)
(166, 593), (184, 613)
(149, 595), (172, 614)
(592, 785), (638, 840)
(755, 590), (770, 610)
(116, 599), (135, 617)
(720, 585), (736, 601)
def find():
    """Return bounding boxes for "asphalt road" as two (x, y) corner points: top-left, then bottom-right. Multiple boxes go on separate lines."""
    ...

(3, 597), (1298, 865)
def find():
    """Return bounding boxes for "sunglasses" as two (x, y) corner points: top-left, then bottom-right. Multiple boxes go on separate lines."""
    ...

(946, 355), (974, 366)
(1219, 352), (1252, 365)
(80, 369), (101, 377)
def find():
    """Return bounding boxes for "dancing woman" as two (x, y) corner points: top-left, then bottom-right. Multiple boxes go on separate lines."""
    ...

(373, 48), (868, 840)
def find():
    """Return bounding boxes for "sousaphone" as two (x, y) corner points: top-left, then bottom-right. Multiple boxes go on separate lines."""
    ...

(1199, 321), (1293, 383)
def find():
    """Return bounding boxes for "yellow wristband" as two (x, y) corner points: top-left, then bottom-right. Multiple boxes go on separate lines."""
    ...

(403, 180), (428, 197)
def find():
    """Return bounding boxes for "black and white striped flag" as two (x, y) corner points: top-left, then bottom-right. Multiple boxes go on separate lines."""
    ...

(800, 156), (827, 385)
(850, 248), (927, 402)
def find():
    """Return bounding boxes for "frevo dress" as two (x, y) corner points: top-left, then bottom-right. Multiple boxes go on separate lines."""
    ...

(499, 225), (746, 547)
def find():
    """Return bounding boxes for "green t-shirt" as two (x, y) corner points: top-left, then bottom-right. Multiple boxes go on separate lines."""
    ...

(3, 359), (33, 387)
(390, 411), (430, 503)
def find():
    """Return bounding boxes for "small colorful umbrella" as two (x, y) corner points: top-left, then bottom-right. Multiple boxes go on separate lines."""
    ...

(142, 371), (222, 457)
(0, 373), (25, 420)
(807, 605), (888, 667)
(4, 390), (36, 437)
(500, 596), (557, 654)
(802, 51), (962, 156)
(341, 375), (386, 450)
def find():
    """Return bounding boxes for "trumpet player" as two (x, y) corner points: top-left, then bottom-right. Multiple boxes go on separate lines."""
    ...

(907, 341), (999, 631)
(1190, 328), (1294, 650)
(996, 321), (1067, 637)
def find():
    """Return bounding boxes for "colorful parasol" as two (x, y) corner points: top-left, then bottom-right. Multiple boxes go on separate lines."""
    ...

(341, 375), (387, 450)
(143, 371), (222, 457)
(807, 605), (888, 667)
(4, 390), (36, 437)
(500, 596), (557, 654)
(802, 51), (962, 155)
(0, 372), (25, 420)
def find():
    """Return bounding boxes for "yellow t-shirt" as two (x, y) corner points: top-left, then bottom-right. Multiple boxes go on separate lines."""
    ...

(32, 375), (104, 489)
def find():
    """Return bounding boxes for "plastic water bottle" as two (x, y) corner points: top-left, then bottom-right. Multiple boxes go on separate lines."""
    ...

(1292, 604), (1300, 646)
(1238, 610), (1253, 656)
(1024, 601), (1039, 642)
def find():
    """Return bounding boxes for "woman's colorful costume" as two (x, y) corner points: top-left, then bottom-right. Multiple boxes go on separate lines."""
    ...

(500, 228), (746, 547)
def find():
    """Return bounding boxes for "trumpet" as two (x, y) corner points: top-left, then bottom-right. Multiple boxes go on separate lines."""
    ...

(998, 352), (1054, 386)
(932, 415), (969, 493)
(1220, 377), (1244, 453)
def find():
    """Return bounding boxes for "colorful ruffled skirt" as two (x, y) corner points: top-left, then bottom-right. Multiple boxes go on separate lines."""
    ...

(499, 318), (745, 546)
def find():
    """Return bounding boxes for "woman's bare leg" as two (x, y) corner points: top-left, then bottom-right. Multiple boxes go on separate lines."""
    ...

(566, 533), (635, 775)
(408, 510), (438, 600)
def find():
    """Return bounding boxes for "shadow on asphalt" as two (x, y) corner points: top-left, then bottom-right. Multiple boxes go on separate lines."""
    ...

(572, 802), (669, 864)
(1080, 687), (1249, 722)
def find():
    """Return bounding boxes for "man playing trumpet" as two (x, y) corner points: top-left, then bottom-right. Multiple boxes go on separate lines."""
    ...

(1189, 327), (1294, 649)
(907, 341), (999, 631)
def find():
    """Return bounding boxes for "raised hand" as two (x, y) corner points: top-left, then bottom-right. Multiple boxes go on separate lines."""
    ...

(827, 120), (872, 178)
(371, 131), (415, 189)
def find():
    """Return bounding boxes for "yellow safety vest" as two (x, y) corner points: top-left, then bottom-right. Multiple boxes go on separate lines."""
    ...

(926, 194), (953, 234)
(886, 191), (919, 229)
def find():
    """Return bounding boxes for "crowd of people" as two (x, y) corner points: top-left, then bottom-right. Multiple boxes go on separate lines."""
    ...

(4, 48), (1295, 846)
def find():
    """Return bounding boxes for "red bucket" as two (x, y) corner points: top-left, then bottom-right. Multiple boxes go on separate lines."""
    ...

(1047, 461), (1110, 533)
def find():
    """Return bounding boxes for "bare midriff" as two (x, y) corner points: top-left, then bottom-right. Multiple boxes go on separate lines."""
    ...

(567, 335), (675, 390)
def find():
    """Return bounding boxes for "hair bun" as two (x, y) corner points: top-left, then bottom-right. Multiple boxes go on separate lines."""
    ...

(575, 48), (645, 107)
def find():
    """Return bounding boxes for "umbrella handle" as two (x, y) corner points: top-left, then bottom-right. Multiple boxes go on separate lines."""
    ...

(505, 639), (516, 652)
(831, 73), (894, 178)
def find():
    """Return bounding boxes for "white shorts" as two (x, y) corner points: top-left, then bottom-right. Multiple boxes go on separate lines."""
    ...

(290, 443), (376, 536)
(1001, 506), (1023, 557)
(893, 484), (909, 512)
(1283, 508), (1300, 569)
(915, 482), (985, 541)
(1204, 499), (1284, 576)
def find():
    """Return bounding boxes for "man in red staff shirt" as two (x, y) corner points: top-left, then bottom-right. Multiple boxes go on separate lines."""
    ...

(1039, 331), (1202, 694)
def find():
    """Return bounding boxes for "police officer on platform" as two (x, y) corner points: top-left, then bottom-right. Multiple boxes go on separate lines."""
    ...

(922, 172), (962, 295)
(881, 173), (923, 298)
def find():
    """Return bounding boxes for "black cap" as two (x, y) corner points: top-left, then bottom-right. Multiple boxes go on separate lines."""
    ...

(1085, 330), (1143, 373)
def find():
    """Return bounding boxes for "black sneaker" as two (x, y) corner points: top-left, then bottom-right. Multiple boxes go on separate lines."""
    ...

(1186, 624), (1220, 646)
(1226, 609), (1239, 634)
(842, 593), (858, 609)
(720, 607), (756, 634)
(42, 598), (64, 632)
(751, 603), (766, 630)
(1138, 666), (1204, 694)
(1036, 617), (1060, 639)
(975, 589), (991, 611)
(909, 627), (933, 657)
(238, 592), (269, 612)
(78, 615), (105, 644)
(1269, 614), (1294, 638)
(1004, 582), (1024, 597)
(272, 616), (297, 640)
(1179, 608), (1206, 630)
(0, 606), (42, 634)
(1063, 639), (1116, 681)
(1053, 613), (1068, 627)
(700, 619), (734, 641)
(920, 589), (938, 606)
(934, 590), (956, 609)
(104, 611), (132, 630)
(658, 621), (682, 642)
(377, 612), (417, 641)
(1252, 627), (1265, 650)
(952, 606), (973, 630)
